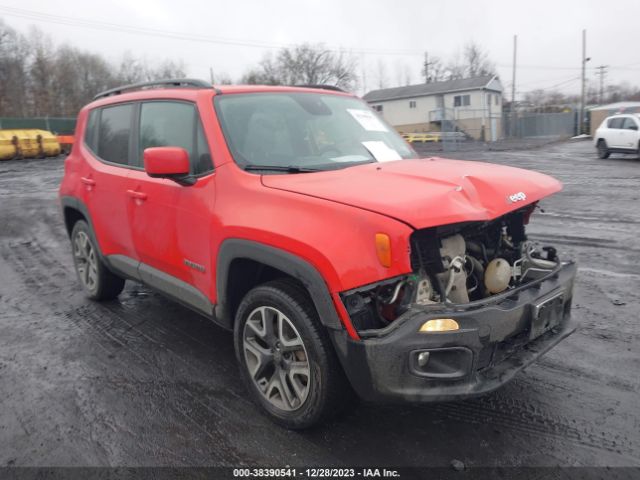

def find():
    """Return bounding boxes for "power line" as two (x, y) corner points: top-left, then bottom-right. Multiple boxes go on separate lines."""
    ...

(4, 4), (640, 76)
(0, 4), (424, 57)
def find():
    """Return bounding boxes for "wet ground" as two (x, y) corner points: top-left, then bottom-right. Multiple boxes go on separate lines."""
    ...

(0, 140), (639, 469)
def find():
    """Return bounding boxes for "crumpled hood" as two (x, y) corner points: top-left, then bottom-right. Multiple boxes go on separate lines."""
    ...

(261, 157), (562, 229)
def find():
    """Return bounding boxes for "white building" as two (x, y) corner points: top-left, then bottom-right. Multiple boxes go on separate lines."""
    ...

(363, 75), (503, 141)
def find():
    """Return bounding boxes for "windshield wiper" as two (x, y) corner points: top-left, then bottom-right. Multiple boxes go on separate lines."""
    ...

(243, 165), (321, 173)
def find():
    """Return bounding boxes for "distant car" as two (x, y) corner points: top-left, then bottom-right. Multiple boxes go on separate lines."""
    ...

(594, 113), (640, 159)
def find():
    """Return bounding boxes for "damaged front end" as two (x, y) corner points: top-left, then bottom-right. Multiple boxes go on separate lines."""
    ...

(334, 205), (577, 402)
(342, 203), (564, 332)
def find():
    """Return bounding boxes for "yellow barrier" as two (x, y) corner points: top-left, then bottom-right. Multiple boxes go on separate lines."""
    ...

(400, 132), (441, 143)
(0, 129), (61, 161)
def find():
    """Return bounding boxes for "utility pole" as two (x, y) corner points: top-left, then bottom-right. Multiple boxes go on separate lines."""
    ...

(580, 29), (591, 135)
(209, 67), (215, 85)
(596, 65), (608, 104)
(423, 52), (432, 84)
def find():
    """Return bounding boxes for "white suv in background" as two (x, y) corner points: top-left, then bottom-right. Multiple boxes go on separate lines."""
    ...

(594, 114), (640, 159)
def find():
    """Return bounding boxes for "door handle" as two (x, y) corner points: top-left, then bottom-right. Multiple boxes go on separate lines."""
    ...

(127, 189), (147, 200)
(80, 177), (96, 186)
(127, 189), (147, 201)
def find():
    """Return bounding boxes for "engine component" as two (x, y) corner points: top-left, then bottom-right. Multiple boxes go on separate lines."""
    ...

(484, 258), (511, 294)
(437, 234), (469, 304)
(415, 276), (434, 305)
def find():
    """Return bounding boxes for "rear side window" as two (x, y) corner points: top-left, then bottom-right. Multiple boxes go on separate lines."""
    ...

(97, 104), (133, 165)
(608, 117), (624, 129)
(84, 109), (98, 151)
(139, 101), (213, 175)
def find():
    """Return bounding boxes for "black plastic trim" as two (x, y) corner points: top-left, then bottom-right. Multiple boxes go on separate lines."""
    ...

(137, 262), (215, 319)
(215, 239), (341, 330)
(94, 78), (213, 100)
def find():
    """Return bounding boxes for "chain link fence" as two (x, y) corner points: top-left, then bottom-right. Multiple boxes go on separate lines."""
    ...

(411, 109), (577, 154)
(502, 111), (576, 139)
(0, 117), (76, 135)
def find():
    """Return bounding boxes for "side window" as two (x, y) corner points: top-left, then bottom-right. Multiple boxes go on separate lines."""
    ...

(622, 117), (638, 130)
(97, 104), (133, 165)
(139, 101), (213, 175)
(454, 95), (470, 107)
(608, 117), (624, 129)
(84, 109), (98, 151)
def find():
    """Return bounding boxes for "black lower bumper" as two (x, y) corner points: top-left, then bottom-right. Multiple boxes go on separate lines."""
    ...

(331, 262), (577, 402)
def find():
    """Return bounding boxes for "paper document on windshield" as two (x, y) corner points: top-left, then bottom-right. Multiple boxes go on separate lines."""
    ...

(362, 141), (402, 162)
(347, 109), (388, 132)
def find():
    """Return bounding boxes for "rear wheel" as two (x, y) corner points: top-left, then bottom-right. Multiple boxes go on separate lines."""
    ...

(71, 220), (125, 300)
(234, 279), (352, 429)
(597, 139), (610, 159)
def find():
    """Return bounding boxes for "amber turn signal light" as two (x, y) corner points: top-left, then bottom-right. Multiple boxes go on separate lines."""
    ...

(375, 233), (392, 267)
(419, 318), (460, 332)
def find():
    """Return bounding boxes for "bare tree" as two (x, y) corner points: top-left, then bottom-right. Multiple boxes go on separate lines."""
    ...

(376, 59), (388, 89)
(0, 19), (192, 118)
(0, 19), (29, 116)
(242, 44), (358, 91)
(463, 42), (495, 77)
(422, 55), (447, 83)
(26, 27), (55, 116)
(442, 42), (495, 81)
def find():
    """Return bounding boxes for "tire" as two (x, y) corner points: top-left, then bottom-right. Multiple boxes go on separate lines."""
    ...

(597, 139), (610, 159)
(70, 220), (125, 300)
(234, 279), (352, 429)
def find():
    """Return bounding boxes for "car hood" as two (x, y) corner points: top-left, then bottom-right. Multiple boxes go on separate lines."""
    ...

(261, 158), (562, 229)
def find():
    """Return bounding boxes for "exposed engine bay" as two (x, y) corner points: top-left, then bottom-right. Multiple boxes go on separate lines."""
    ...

(343, 204), (561, 331)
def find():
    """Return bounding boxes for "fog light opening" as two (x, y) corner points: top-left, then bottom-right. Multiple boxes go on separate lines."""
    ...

(419, 318), (459, 332)
(417, 351), (430, 367)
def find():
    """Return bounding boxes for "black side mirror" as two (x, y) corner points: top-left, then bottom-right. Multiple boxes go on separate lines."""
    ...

(629, 125), (639, 131)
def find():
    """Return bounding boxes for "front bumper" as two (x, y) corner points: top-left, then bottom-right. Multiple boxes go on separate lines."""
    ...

(331, 261), (577, 402)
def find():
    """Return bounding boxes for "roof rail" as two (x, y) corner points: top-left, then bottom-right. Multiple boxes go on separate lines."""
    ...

(294, 84), (346, 93)
(93, 78), (214, 101)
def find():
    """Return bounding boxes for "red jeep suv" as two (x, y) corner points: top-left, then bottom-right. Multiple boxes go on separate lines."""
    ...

(59, 79), (577, 428)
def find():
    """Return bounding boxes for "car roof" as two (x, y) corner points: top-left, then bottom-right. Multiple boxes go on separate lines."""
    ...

(87, 80), (353, 110)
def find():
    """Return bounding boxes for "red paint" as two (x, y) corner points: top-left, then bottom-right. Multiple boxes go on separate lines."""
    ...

(143, 147), (190, 176)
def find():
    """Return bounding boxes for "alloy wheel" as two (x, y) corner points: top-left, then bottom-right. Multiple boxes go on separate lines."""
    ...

(73, 230), (98, 292)
(242, 306), (311, 411)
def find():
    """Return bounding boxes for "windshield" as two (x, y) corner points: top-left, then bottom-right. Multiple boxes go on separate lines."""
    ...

(214, 92), (418, 172)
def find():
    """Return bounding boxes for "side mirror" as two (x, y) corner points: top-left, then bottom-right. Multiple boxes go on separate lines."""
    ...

(629, 124), (639, 131)
(143, 147), (194, 185)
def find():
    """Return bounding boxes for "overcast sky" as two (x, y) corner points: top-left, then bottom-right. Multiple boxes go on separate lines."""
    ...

(1, 0), (639, 97)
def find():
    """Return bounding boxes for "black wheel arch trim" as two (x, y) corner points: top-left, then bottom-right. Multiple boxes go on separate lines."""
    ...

(60, 196), (105, 260)
(215, 239), (342, 331)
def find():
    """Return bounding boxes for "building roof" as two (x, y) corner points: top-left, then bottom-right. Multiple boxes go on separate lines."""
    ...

(363, 75), (500, 102)
(589, 101), (640, 111)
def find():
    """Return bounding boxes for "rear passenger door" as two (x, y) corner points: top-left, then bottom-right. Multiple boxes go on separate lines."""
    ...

(81, 103), (138, 276)
(126, 100), (216, 314)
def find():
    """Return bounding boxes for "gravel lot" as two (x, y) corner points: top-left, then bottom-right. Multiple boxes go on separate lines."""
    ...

(0, 140), (638, 470)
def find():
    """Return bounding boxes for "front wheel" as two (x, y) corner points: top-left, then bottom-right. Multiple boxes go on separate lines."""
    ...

(234, 279), (352, 429)
(597, 139), (610, 159)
